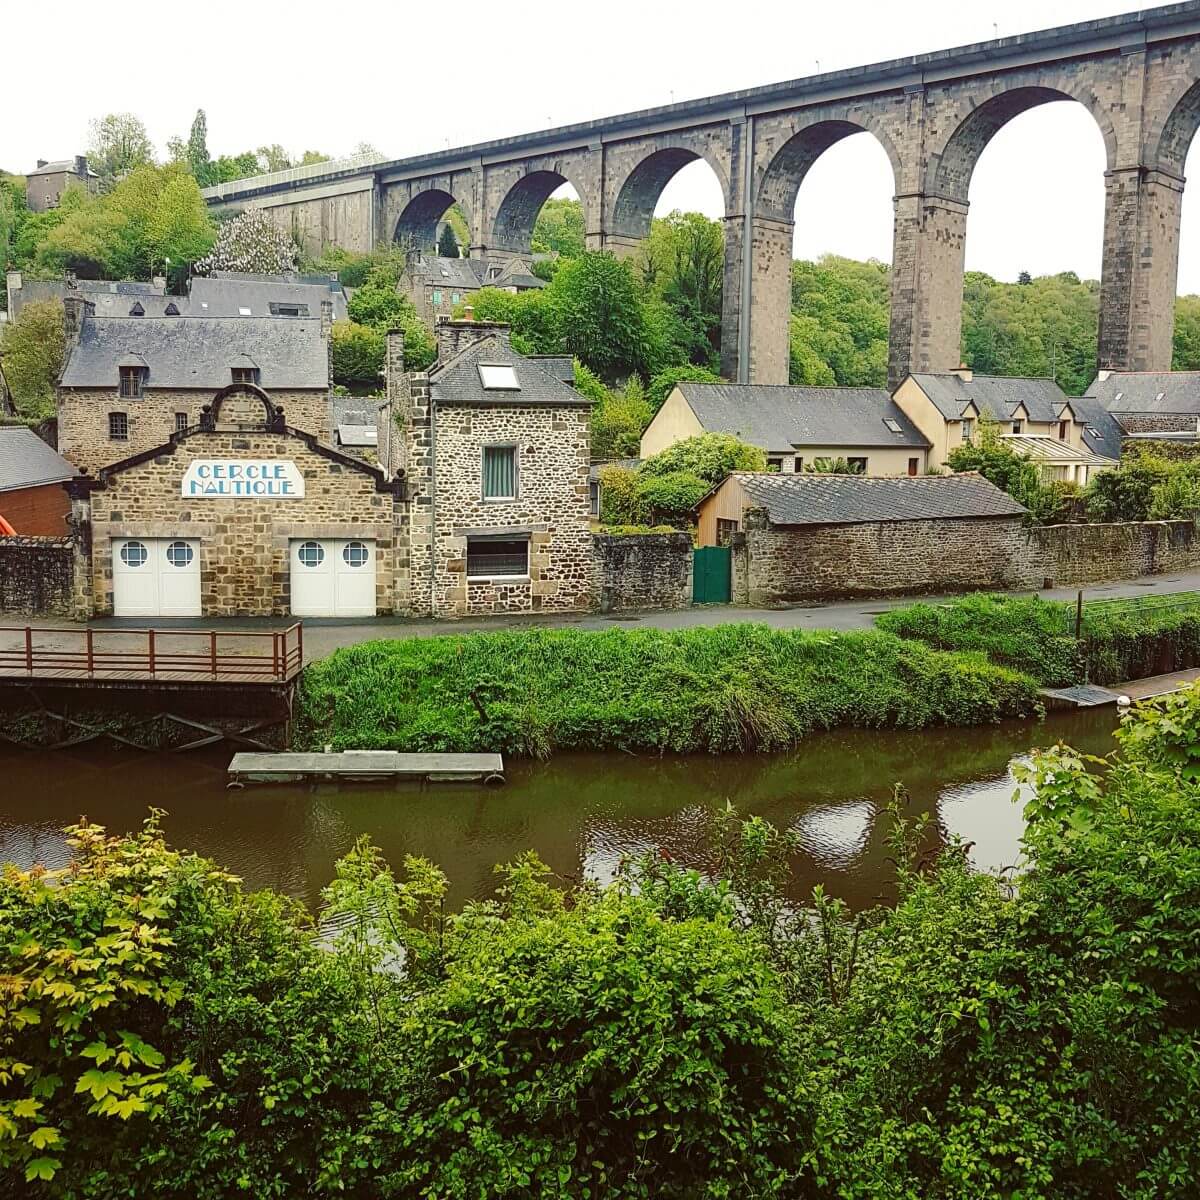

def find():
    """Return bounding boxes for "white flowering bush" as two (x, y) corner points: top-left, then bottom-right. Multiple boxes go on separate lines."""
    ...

(194, 210), (297, 276)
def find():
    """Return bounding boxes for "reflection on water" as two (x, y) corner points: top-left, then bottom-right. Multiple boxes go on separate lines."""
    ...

(0, 708), (1119, 911)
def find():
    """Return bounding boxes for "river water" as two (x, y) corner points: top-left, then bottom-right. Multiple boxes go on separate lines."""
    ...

(0, 708), (1120, 912)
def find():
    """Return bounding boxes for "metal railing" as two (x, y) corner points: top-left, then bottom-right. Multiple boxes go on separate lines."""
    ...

(0, 624), (304, 683)
(1067, 590), (1200, 637)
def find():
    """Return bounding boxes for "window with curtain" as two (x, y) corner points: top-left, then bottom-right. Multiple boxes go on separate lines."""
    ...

(482, 445), (517, 499)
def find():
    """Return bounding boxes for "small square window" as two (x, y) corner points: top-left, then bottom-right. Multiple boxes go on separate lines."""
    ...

(175, 412), (188, 433)
(108, 411), (128, 440)
(482, 445), (517, 499)
(466, 538), (528, 579)
(1012, 421), (1023, 434)
(961, 419), (975, 442)
(119, 366), (144, 398)
(908, 457), (919, 476)
(451, 292), (460, 304)
(846, 457), (867, 474)
(238, 306), (252, 316)
(432, 289), (442, 305)
(231, 366), (259, 385)
(478, 363), (520, 390)
(884, 417), (903, 433)
(766, 457), (783, 473)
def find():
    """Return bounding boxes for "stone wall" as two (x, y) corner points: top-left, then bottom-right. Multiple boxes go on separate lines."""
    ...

(1110, 413), (1196, 435)
(406, 399), (592, 617)
(591, 533), (692, 612)
(733, 511), (1028, 605)
(81, 430), (396, 616)
(57, 388), (332, 476)
(1025, 520), (1200, 587)
(0, 536), (76, 616)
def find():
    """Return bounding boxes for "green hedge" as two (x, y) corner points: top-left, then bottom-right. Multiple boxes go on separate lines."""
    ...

(296, 624), (1041, 757)
(878, 592), (1200, 686)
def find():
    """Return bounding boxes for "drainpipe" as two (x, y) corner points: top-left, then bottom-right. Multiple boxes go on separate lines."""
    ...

(737, 112), (755, 384)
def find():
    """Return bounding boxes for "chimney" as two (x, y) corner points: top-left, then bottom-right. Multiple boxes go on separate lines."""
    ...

(380, 327), (408, 474)
(74, 155), (87, 178)
(62, 294), (93, 345)
(320, 299), (334, 391)
(953, 363), (973, 383)
(435, 318), (511, 364)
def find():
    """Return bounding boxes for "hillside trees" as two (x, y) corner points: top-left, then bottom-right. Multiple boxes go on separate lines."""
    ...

(86, 113), (154, 188)
(0, 299), (66, 419)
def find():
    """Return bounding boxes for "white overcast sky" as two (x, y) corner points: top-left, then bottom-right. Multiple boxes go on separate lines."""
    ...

(4, 0), (1200, 292)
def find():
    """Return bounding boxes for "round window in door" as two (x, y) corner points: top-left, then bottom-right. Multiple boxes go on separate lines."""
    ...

(298, 541), (324, 567)
(165, 540), (194, 568)
(342, 541), (370, 568)
(119, 541), (148, 568)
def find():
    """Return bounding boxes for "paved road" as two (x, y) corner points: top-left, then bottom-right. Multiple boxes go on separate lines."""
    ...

(7, 568), (1200, 666)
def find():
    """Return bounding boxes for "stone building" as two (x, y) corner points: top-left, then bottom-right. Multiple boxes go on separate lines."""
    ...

(56, 296), (335, 476)
(640, 381), (931, 475)
(698, 471), (1028, 603)
(67, 384), (402, 618)
(65, 318), (592, 619)
(399, 254), (545, 330)
(25, 156), (99, 212)
(893, 369), (1115, 482)
(387, 318), (592, 617)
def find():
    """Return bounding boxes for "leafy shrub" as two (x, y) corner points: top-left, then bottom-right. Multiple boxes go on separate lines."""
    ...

(296, 623), (1042, 758)
(639, 432), (766, 484)
(634, 469), (709, 525)
(0, 299), (64, 419)
(1085, 458), (1173, 521)
(597, 464), (643, 525)
(591, 378), (653, 460)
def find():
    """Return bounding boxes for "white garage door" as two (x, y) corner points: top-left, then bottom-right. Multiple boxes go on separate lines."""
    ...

(290, 539), (376, 617)
(112, 538), (201, 618)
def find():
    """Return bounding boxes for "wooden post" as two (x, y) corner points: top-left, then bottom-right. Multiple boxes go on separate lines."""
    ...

(86, 628), (94, 676)
(1075, 590), (1084, 640)
(148, 629), (156, 676)
(210, 630), (218, 678)
(272, 631), (281, 680)
(24, 627), (32, 674)
(296, 623), (303, 674)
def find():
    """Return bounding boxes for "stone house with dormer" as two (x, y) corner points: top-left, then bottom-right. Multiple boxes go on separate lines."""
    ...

(55, 294), (336, 476)
(382, 318), (592, 617)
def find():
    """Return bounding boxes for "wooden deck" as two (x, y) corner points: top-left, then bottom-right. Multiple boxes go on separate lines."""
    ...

(229, 750), (506, 785)
(0, 624), (304, 687)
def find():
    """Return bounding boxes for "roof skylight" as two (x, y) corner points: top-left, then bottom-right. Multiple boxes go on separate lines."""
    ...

(883, 417), (903, 433)
(478, 363), (520, 391)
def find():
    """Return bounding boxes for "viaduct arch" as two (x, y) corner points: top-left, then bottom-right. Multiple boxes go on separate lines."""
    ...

(203, 3), (1200, 387)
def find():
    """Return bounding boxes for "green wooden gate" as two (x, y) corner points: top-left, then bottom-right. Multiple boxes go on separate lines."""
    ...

(692, 545), (732, 604)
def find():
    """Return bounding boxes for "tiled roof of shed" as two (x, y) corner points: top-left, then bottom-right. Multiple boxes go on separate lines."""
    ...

(909, 373), (1069, 423)
(724, 471), (1027, 526)
(0, 426), (79, 492)
(676, 383), (929, 450)
(61, 317), (329, 390)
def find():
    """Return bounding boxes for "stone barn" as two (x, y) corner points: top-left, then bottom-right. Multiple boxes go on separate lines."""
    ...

(696, 472), (1029, 605)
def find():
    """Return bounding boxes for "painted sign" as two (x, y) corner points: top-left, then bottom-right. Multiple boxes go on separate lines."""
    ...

(181, 460), (305, 499)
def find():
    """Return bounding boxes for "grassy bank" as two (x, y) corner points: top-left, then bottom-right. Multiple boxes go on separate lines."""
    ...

(296, 624), (1040, 757)
(876, 592), (1200, 686)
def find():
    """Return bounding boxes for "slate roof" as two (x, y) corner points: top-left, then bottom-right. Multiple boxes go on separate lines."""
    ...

(527, 354), (574, 384)
(415, 257), (488, 289)
(337, 424), (377, 447)
(28, 159), (97, 179)
(495, 272), (547, 290)
(8, 279), (181, 320)
(187, 276), (348, 321)
(721, 471), (1027, 526)
(0, 426), (79, 492)
(1084, 371), (1200, 414)
(1065, 396), (1124, 459)
(909, 373), (1069, 423)
(61, 317), (329, 390)
(675, 383), (929, 450)
(429, 336), (589, 406)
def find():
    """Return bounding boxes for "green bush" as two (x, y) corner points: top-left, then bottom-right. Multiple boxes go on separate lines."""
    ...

(879, 592), (1200, 686)
(634, 469), (709, 525)
(639, 432), (766, 484)
(296, 623), (1042, 758)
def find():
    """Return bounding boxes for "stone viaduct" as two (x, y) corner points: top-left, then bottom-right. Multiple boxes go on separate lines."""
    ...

(204, 3), (1200, 387)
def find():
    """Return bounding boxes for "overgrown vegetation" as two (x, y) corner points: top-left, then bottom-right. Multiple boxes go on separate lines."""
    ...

(878, 590), (1200, 686)
(598, 432), (765, 526)
(296, 623), (1040, 758)
(5, 689), (1200, 1196)
(0, 299), (66, 419)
